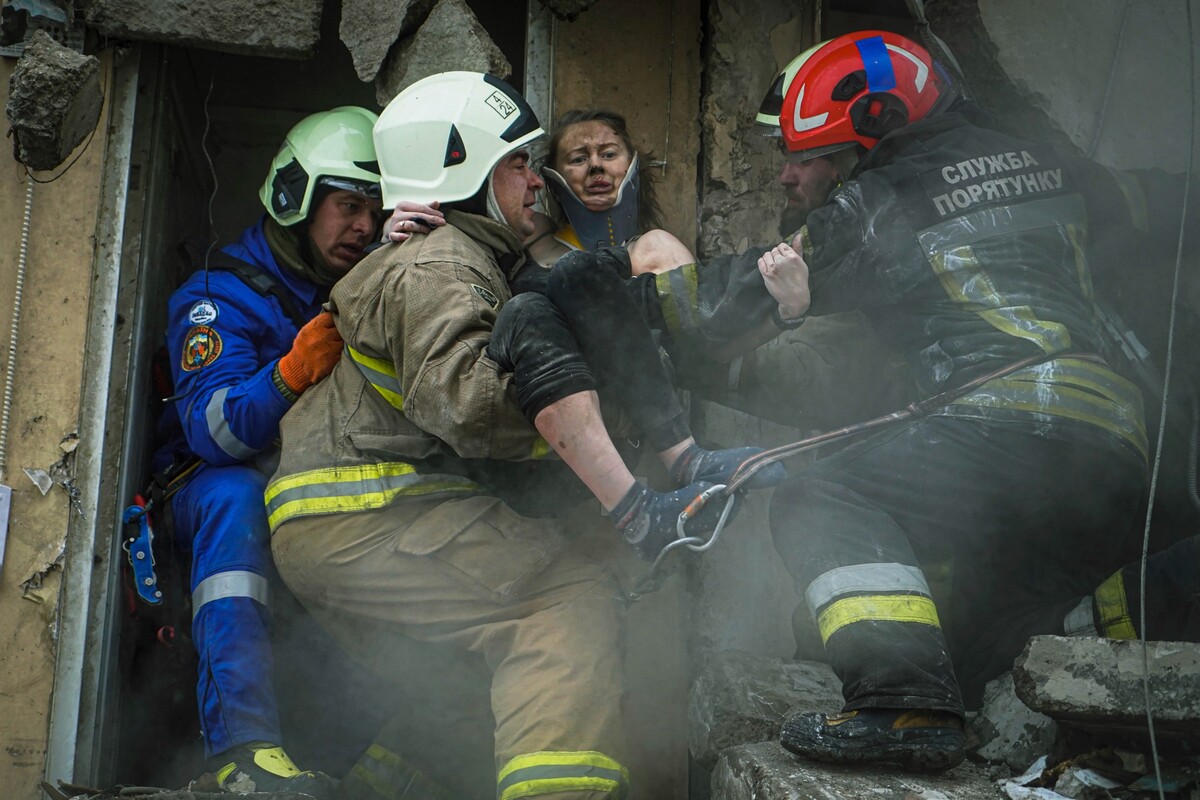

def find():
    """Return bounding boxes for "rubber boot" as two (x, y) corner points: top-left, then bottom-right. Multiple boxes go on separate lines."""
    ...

(780, 708), (965, 772)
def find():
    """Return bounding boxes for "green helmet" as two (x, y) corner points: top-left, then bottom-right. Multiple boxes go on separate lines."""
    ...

(259, 106), (382, 226)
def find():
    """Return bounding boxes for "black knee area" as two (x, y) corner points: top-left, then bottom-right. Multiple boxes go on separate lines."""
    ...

(487, 293), (595, 422)
(546, 250), (628, 322)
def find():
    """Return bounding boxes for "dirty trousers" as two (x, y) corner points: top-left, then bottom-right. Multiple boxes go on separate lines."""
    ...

(770, 415), (1146, 711)
(271, 494), (628, 800)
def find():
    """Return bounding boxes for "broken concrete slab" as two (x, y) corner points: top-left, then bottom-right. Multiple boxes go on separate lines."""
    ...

(535, 0), (600, 21)
(711, 741), (1005, 799)
(5, 29), (100, 170)
(339, 0), (437, 83)
(374, 0), (510, 106)
(689, 648), (842, 769)
(1013, 635), (1200, 737)
(969, 672), (1058, 772)
(82, 0), (320, 59)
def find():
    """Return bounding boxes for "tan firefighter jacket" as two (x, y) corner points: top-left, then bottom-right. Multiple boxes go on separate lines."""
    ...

(265, 211), (556, 532)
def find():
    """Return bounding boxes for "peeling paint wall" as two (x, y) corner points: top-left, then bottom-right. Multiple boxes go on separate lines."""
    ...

(0, 49), (111, 800)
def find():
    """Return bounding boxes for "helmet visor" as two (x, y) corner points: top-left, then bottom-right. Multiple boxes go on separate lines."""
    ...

(316, 176), (383, 200)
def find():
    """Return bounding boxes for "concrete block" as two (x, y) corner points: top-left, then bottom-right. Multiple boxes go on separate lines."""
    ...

(374, 0), (510, 107)
(711, 741), (1005, 799)
(1013, 636), (1200, 737)
(5, 29), (100, 171)
(339, 0), (436, 83)
(82, 0), (320, 58)
(689, 649), (842, 769)
(968, 672), (1058, 772)
(535, 0), (600, 21)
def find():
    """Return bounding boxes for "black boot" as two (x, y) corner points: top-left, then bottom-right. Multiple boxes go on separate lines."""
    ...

(780, 708), (965, 772)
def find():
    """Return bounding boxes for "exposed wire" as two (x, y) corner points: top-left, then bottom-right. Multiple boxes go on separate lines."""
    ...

(22, 114), (99, 184)
(0, 178), (33, 485)
(1087, 0), (1132, 158)
(1136, 1), (1195, 796)
(200, 72), (218, 296)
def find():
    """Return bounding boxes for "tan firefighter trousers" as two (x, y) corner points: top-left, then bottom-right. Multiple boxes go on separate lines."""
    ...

(271, 494), (628, 800)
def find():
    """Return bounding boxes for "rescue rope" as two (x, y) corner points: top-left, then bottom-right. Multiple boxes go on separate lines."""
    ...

(627, 351), (1089, 600)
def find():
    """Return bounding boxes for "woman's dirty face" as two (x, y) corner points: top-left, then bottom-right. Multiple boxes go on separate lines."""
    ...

(553, 120), (634, 213)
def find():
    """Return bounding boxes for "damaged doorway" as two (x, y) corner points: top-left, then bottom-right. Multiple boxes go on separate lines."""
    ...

(90, 11), (441, 790)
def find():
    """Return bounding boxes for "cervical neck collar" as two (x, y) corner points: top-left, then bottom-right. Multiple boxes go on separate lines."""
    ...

(543, 152), (640, 251)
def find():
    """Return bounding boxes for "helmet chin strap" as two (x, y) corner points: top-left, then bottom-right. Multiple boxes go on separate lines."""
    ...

(543, 153), (641, 251)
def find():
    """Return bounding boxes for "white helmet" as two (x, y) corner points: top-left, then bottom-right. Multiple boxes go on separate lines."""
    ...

(373, 72), (544, 207)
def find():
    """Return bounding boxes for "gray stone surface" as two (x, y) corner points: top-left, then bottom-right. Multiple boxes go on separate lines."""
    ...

(711, 741), (1005, 799)
(535, 0), (600, 21)
(968, 672), (1058, 772)
(1013, 636), (1200, 737)
(82, 0), (320, 58)
(339, 0), (436, 83)
(5, 29), (101, 170)
(374, 0), (510, 106)
(698, 0), (806, 260)
(689, 649), (842, 769)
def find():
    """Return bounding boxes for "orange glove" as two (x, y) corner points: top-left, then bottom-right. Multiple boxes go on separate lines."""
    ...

(277, 311), (344, 394)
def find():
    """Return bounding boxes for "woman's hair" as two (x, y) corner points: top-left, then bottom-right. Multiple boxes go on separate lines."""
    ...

(544, 109), (664, 233)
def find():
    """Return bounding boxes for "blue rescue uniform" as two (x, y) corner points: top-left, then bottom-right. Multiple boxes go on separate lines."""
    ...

(159, 219), (324, 757)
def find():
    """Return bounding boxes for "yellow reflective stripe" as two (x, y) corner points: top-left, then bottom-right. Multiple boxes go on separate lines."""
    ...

(264, 462), (480, 530)
(1108, 168), (1149, 233)
(530, 436), (552, 459)
(655, 263), (699, 335)
(816, 594), (941, 644)
(1094, 569), (1137, 639)
(498, 751), (629, 800)
(929, 246), (1071, 354)
(952, 377), (1147, 459)
(1064, 222), (1095, 303)
(553, 224), (583, 252)
(348, 345), (405, 411)
(799, 225), (813, 263)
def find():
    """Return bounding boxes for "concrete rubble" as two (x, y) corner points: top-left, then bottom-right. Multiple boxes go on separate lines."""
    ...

(712, 741), (1004, 799)
(5, 28), (100, 171)
(373, 0), (509, 106)
(82, 0), (321, 58)
(338, 0), (436, 83)
(688, 648), (842, 769)
(969, 672), (1059, 772)
(1013, 635), (1200, 737)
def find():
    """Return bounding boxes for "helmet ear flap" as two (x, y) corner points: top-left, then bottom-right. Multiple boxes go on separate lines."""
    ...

(849, 92), (909, 141)
(269, 159), (310, 221)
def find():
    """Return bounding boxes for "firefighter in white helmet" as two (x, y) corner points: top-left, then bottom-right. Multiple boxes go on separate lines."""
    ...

(267, 72), (641, 800)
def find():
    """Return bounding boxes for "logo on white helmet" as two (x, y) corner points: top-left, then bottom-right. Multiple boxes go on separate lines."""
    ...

(486, 91), (517, 120)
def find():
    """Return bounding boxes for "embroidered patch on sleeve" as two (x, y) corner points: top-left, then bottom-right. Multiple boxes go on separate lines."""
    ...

(470, 284), (500, 309)
(181, 325), (223, 372)
(188, 299), (219, 324)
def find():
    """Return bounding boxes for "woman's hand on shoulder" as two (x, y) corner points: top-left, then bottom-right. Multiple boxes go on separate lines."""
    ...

(382, 200), (446, 242)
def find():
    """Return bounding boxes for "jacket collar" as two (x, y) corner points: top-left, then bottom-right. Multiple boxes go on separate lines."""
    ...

(222, 217), (324, 308)
(445, 210), (528, 281)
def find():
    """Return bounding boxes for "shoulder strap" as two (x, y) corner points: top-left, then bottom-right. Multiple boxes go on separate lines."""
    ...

(199, 250), (309, 330)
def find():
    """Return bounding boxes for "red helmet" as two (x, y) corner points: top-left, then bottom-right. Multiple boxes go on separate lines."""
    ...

(774, 31), (948, 158)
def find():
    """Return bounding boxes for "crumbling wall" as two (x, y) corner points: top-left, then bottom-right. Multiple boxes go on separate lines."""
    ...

(0, 49), (111, 800)
(82, 0), (321, 58)
(697, 0), (814, 259)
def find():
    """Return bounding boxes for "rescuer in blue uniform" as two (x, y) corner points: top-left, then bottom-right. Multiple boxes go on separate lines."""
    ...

(159, 106), (382, 795)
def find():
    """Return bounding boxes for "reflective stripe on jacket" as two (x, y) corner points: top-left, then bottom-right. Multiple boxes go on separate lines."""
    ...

(799, 112), (1147, 456)
(267, 212), (546, 531)
(164, 219), (324, 466)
